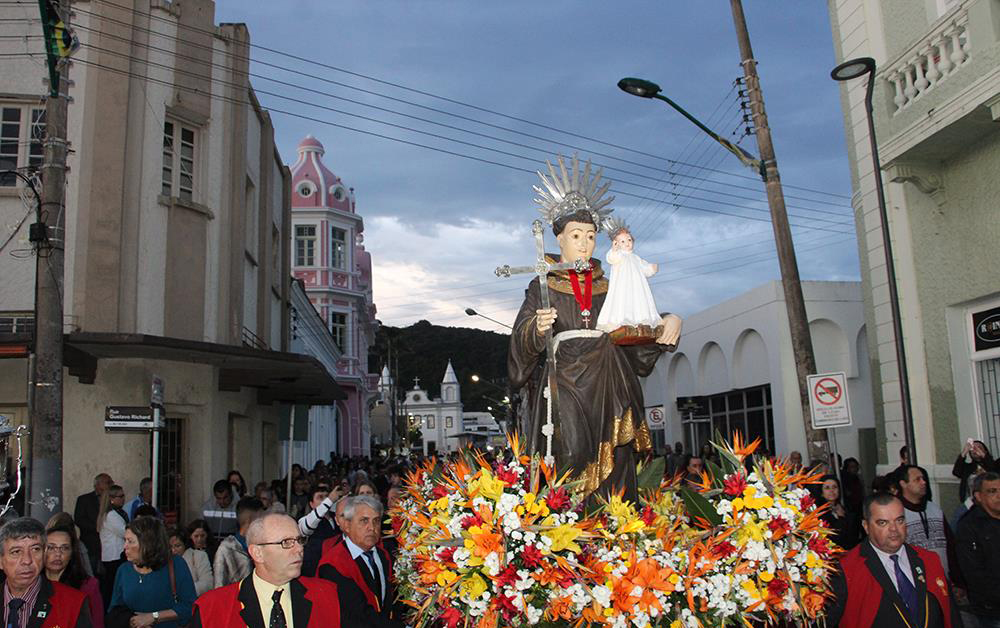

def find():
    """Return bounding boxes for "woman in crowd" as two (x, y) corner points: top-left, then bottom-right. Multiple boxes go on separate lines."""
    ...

(185, 518), (217, 564)
(97, 483), (128, 607)
(839, 457), (865, 514)
(818, 474), (861, 550)
(168, 527), (213, 597)
(952, 439), (996, 502)
(352, 478), (378, 497)
(108, 516), (196, 628)
(44, 514), (104, 628)
(227, 470), (247, 498)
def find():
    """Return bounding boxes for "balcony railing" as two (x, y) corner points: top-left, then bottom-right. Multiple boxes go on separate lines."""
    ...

(884, 3), (971, 115)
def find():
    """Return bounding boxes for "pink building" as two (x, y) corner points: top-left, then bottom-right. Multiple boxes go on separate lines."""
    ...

(289, 136), (379, 456)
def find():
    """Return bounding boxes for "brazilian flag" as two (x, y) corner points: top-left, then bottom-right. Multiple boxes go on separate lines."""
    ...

(37, 0), (78, 97)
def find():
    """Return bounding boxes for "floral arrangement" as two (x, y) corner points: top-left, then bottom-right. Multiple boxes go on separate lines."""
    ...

(391, 434), (837, 628)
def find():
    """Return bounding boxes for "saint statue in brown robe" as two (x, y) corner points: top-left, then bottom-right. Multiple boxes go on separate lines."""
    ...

(507, 210), (681, 499)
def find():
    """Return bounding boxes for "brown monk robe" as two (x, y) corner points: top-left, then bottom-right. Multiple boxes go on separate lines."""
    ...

(508, 248), (674, 501)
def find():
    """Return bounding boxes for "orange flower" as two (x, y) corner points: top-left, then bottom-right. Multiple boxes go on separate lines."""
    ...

(546, 595), (573, 621)
(464, 525), (502, 565)
(731, 431), (761, 459)
(803, 590), (826, 618)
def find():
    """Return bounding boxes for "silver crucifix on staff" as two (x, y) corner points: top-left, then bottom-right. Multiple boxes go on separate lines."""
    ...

(496, 219), (588, 465)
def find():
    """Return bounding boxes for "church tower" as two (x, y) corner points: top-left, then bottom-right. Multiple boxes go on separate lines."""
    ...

(441, 360), (459, 403)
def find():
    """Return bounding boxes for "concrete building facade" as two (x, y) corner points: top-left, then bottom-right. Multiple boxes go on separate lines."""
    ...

(0, 0), (340, 522)
(827, 0), (1000, 505)
(643, 281), (877, 476)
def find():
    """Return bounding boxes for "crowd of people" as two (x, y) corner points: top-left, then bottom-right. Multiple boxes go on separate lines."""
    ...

(0, 439), (997, 627)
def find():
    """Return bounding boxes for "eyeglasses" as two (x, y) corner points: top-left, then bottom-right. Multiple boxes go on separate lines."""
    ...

(254, 536), (307, 549)
(45, 544), (72, 554)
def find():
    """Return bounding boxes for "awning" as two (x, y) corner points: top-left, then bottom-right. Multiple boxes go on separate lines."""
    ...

(0, 332), (346, 405)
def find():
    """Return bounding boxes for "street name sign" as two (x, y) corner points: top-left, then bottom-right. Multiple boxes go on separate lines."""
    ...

(105, 406), (155, 430)
(807, 372), (852, 429)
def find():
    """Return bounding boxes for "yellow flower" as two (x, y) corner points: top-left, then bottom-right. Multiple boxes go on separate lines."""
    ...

(805, 551), (818, 569)
(759, 571), (774, 583)
(437, 569), (458, 587)
(459, 572), (488, 599)
(742, 486), (774, 510)
(468, 469), (505, 502)
(608, 495), (637, 522)
(542, 523), (582, 553)
(742, 579), (762, 601)
(671, 621), (683, 628)
(732, 497), (745, 511)
(520, 492), (550, 518)
(668, 573), (680, 585)
(429, 496), (450, 512)
(618, 519), (646, 535)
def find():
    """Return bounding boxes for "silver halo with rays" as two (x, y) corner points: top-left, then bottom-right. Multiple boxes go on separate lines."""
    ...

(533, 154), (615, 231)
(602, 216), (630, 241)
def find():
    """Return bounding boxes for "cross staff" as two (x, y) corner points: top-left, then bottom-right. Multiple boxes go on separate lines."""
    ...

(496, 219), (588, 465)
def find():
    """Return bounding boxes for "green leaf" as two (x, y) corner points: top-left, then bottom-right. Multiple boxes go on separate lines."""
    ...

(705, 459), (727, 489)
(680, 486), (722, 527)
(637, 456), (665, 491)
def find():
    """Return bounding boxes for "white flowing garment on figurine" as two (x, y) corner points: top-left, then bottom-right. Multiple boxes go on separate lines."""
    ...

(596, 229), (661, 332)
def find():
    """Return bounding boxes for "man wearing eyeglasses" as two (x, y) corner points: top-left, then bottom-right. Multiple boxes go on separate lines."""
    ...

(190, 513), (341, 627)
(317, 495), (404, 628)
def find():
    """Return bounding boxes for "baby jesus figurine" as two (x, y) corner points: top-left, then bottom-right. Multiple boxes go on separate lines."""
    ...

(596, 220), (664, 344)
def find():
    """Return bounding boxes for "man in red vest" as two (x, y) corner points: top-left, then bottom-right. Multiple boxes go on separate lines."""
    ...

(0, 517), (91, 628)
(190, 513), (340, 627)
(317, 495), (404, 628)
(826, 493), (962, 627)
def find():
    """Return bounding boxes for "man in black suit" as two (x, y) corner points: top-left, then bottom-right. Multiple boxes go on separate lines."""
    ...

(191, 513), (341, 627)
(73, 472), (111, 575)
(827, 493), (962, 628)
(317, 495), (404, 628)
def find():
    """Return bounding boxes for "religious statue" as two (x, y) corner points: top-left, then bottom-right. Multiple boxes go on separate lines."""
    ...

(503, 155), (681, 501)
(596, 218), (664, 345)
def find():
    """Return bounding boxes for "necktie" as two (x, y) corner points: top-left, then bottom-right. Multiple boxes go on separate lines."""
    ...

(6, 598), (24, 628)
(364, 549), (384, 601)
(891, 554), (918, 612)
(269, 589), (286, 628)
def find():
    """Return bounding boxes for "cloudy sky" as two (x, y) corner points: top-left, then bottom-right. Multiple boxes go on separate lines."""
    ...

(215, 1), (858, 333)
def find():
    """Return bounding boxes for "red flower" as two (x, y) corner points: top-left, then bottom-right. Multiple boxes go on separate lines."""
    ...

(494, 564), (518, 588)
(809, 533), (832, 557)
(521, 544), (544, 568)
(437, 546), (457, 564)
(495, 594), (520, 620)
(461, 513), (483, 530)
(767, 577), (789, 598)
(712, 540), (737, 559)
(723, 472), (748, 497)
(432, 485), (450, 499)
(439, 604), (462, 628)
(495, 465), (519, 487)
(545, 487), (571, 513)
(641, 505), (657, 526)
(768, 517), (791, 538)
(800, 494), (815, 511)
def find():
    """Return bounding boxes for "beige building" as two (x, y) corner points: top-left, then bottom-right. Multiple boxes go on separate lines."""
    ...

(0, 0), (340, 523)
(828, 0), (1000, 506)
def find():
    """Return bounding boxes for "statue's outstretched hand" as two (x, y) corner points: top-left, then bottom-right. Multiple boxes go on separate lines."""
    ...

(535, 308), (557, 335)
(656, 313), (682, 348)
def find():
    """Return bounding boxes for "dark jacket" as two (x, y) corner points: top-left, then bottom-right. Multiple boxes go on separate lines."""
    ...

(955, 504), (1000, 618)
(952, 455), (997, 502)
(190, 573), (340, 628)
(301, 519), (338, 578)
(826, 541), (960, 628)
(0, 575), (92, 628)
(74, 490), (101, 573)
(317, 538), (404, 628)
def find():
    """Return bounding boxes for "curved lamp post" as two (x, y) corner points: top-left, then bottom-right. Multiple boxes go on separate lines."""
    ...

(465, 307), (512, 330)
(830, 57), (917, 465)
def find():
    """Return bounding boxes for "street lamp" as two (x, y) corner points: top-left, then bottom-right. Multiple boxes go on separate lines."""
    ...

(617, 78), (763, 177)
(831, 56), (917, 465)
(465, 307), (513, 330)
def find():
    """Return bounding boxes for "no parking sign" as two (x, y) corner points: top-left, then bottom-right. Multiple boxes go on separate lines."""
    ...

(807, 372), (852, 429)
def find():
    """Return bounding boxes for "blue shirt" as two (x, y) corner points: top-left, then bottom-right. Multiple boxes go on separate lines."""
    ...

(110, 554), (196, 627)
(126, 495), (162, 520)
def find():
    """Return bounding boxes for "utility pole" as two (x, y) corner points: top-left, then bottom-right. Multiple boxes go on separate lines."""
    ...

(729, 0), (830, 465)
(30, 0), (71, 517)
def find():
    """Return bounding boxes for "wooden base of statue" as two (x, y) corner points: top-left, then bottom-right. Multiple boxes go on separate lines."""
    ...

(607, 324), (664, 346)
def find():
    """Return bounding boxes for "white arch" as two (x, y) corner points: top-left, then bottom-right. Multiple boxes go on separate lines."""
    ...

(810, 318), (850, 374)
(698, 342), (729, 393)
(732, 328), (770, 388)
(669, 353), (695, 397)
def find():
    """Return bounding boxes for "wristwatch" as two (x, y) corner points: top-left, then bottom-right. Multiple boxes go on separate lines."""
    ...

(152, 611), (160, 623)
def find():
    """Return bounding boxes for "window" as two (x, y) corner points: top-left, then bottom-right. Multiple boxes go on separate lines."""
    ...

(681, 384), (775, 455)
(161, 121), (196, 201)
(979, 358), (1000, 455)
(329, 311), (346, 352)
(426, 441), (436, 455)
(331, 185), (346, 202)
(1, 105), (44, 186)
(296, 181), (315, 198)
(446, 416), (453, 429)
(331, 227), (346, 269)
(295, 224), (316, 266)
(426, 415), (435, 429)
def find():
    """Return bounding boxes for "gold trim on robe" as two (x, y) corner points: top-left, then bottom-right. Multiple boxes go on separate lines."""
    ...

(543, 255), (608, 296)
(578, 408), (653, 495)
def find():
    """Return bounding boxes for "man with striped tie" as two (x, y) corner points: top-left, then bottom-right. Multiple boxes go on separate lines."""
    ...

(827, 493), (962, 627)
(0, 518), (90, 628)
(190, 514), (340, 627)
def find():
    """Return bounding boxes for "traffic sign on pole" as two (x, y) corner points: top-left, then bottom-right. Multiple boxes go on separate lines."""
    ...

(807, 372), (852, 429)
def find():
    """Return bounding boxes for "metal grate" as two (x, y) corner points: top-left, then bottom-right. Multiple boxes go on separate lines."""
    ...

(978, 358), (1000, 456)
(0, 314), (34, 334)
(149, 417), (183, 527)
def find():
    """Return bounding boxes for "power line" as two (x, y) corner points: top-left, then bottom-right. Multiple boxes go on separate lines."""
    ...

(2, 0), (852, 203)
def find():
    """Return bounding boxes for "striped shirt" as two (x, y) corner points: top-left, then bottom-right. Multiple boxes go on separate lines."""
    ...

(3, 575), (42, 628)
